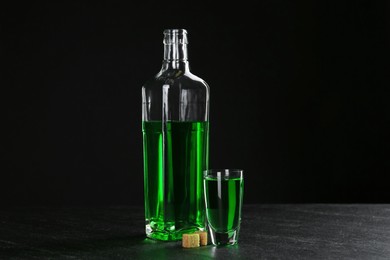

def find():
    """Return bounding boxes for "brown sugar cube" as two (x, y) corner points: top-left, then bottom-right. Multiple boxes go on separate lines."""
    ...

(194, 231), (208, 246)
(182, 233), (200, 248)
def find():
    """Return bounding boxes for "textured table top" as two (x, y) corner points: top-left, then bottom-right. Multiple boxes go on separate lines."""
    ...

(1, 204), (389, 259)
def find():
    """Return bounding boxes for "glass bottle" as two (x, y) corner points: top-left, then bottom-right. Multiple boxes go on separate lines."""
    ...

(142, 29), (210, 241)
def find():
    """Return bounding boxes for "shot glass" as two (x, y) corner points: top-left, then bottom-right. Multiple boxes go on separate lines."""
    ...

(203, 169), (244, 246)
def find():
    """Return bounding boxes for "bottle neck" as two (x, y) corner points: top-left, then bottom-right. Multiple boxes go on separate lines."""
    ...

(161, 29), (190, 72)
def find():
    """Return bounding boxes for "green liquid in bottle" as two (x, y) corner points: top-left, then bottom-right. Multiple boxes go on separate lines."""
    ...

(204, 177), (243, 232)
(142, 121), (209, 241)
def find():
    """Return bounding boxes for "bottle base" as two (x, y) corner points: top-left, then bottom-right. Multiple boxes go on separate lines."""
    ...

(146, 224), (204, 241)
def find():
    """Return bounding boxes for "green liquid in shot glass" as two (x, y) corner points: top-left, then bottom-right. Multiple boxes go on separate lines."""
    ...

(204, 177), (243, 232)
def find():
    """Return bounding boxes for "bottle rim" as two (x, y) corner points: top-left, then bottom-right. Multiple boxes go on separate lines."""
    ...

(163, 29), (187, 35)
(163, 29), (188, 45)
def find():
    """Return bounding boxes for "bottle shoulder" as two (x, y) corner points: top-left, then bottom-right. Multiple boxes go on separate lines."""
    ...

(142, 70), (209, 91)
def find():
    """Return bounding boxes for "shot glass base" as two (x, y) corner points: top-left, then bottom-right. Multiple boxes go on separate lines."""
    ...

(209, 227), (239, 246)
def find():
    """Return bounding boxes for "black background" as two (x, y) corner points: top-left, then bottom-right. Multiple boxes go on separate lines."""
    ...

(1, 1), (389, 206)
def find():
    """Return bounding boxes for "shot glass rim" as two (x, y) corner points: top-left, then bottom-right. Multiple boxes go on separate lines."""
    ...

(203, 169), (244, 179)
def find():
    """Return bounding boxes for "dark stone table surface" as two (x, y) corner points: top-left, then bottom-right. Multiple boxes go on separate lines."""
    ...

(1, 204), (389, 259)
